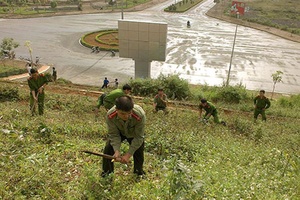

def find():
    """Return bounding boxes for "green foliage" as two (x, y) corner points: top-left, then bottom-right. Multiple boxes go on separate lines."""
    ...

(271, 70), (283, 99)
(227, 0), (300, 36)
(270, 94), (300, 118)
(0, 84), (20, 102)
(168, 158), (204, 198)
(157, 74), (191, 100)
(0, 37), (19, 52)
(190, 84), (250, 104)
(0, 65), (27, 77)
(55, 77), (72, 84)
(0, 37), (19, 59)
(130, 78), (159, 96)
(272, 70), (283, 84)
(0, 80), (299, 199)
(130, 74), (191, 100)
(50, 0), (57, 9)
(216, 85), (249, 103)
(164, 0), (203, 13)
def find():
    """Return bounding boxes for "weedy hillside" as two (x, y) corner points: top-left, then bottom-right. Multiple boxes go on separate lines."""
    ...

(0, 80), (299, 199)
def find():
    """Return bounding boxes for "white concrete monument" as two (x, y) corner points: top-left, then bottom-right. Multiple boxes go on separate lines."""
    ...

(118, 20), (168, 78)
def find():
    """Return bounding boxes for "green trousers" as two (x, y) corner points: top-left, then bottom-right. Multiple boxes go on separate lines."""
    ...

(30, 93), (45, 115)
(102, 136), (145, 176)
(254, 109), (266, 121)
(205, 112), (220, 123)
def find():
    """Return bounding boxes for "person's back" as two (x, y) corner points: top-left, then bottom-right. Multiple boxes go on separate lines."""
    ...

(96, 84), (132, 112)
(103, 88), (124, 110)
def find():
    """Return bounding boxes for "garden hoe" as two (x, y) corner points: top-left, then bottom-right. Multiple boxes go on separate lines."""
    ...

(82, 150), (119, 162)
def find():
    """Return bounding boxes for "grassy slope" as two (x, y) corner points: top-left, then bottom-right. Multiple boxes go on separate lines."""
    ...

(207, 0), (300, 43)
(0, 80), (299, 199)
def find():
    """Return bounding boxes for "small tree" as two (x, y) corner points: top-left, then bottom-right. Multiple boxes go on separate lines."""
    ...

(24, 40), (33, 63)
(0, 37), (19, 59)
(50, 1), (57, 9)
(271, 70), (283, 99)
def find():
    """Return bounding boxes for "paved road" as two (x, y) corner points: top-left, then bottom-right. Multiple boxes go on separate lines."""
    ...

(1, 0), (299, 94)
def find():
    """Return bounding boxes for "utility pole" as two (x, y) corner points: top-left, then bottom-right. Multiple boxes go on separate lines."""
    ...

(121, 0), (124, 19)
(226, 24), (238, 87)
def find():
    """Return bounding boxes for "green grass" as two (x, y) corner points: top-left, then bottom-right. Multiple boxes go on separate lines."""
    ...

(0, 63), (27, 77)
(94, 0), (151, 10)
(0, 6), (54, 15)
(164, 0), (204, 13)
(0, 81), (299, 199)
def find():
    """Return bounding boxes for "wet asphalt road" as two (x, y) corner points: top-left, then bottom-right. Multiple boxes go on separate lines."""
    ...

(1, 0), (299, 94)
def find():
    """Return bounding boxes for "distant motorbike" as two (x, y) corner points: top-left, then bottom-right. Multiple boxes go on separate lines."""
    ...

(187, 21), (191, 28)
(91, 46), (100, 53)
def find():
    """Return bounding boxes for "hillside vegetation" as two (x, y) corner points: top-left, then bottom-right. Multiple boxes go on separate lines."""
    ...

(211, 0), (300, 37)
(0, 79), (299, 199)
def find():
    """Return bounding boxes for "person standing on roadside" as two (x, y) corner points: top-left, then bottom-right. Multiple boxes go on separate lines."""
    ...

(114, 78), (119, 88)
(101, 77), (109, 89)
(52, 67), (57, 81)
(27, 68), (48, 115)
(253, 90), (271, 121)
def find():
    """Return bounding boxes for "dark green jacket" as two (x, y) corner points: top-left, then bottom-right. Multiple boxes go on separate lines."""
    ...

(254, 96), (271, 110)
(199, 101), (217, 115)
(27, 74), (48, 95)
(103, 89), (125, 109)
(154, 94), (167, 108)
(106, 104), (146, 155)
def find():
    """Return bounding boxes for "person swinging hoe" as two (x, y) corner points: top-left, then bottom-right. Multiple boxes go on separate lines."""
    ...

(199, 98), (226, 126)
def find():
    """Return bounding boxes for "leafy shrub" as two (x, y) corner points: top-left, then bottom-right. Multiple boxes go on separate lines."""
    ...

(0, 85), (20, 102)
(55, 78), (72, 84)
(277, 97), (293, 108)
(157, 74), (191, 100)
(130, 74), (191, 100)
(277, 94), (300, 109)
(167, 158), (204, 198)
(130, 78), (159, 96)
(215, 85), (249, 103)
(231, 117), (254, 137)
(50, 1), (57, 9)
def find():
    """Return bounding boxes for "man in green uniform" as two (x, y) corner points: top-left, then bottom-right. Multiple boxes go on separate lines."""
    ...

(27, 68), (48, 115)
(153, 88), (168, 114)
(199, 99), (226, 125)
(101, 96), (146, 177)
(95, 84), (132, 115)
(254, 90), (271, 121)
